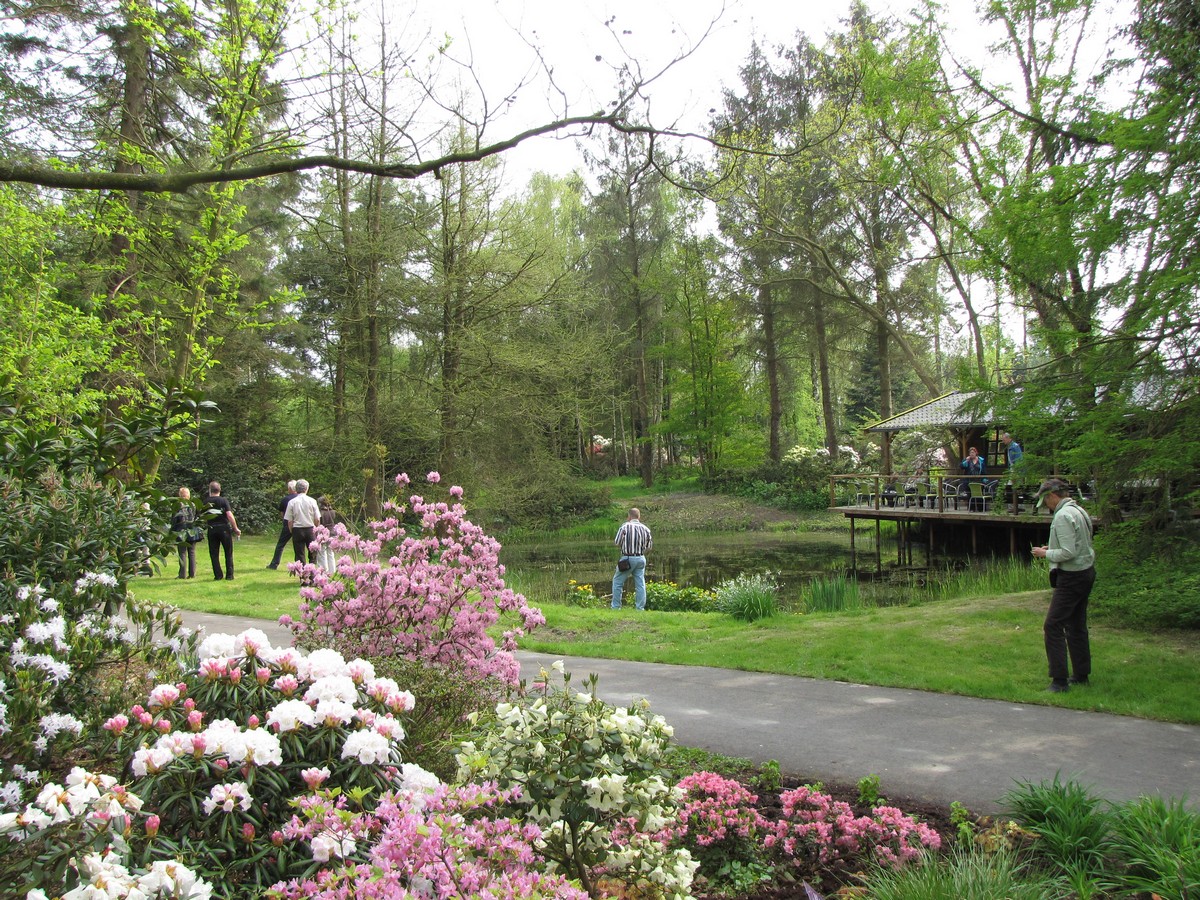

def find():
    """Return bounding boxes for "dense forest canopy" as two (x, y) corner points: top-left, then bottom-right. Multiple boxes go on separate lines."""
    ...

(1, 0), (1197, 528)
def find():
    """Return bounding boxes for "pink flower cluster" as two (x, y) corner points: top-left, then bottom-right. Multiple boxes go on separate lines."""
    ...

(268, 782), (588, 900)
(763, 785), (941, 871)
(666, 771), (768, 848)
(655, 771), (769, 882)
(286, 475), (545, 687)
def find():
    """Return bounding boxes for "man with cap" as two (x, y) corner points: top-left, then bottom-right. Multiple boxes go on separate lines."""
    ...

(1032, 478), (1096, 693)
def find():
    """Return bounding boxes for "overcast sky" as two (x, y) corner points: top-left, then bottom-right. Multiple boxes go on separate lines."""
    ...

(408, 0), (866, 179)
(338, 0), (1129, 186)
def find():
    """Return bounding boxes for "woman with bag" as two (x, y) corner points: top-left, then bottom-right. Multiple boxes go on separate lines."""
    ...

(170, 486), (199, 580)
(315, 495), (343, 574)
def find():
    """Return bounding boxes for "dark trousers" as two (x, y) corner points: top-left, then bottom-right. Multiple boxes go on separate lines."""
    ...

(1044, 567), (1096, 683)
(268, 523), (290, 568)
(177, 541), (196, 578)
(291, 525), (316, 564)
(208, 527), (235, 579)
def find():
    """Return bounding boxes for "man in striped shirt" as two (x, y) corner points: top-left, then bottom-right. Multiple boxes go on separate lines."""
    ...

(612, 507), (653, 610)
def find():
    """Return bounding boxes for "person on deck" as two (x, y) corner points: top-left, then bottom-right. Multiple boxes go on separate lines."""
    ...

(1001, 432), (1024, 470)
(1032, 478), (1096, 693)
(612, 507), (653, 611)
(959, 446), (990, 497)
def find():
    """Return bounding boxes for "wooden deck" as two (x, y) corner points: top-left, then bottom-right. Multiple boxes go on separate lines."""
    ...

(831, 500), (1055, 575)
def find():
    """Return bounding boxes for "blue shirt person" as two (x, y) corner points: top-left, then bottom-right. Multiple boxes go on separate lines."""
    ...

(1001, 432), (1024, 469)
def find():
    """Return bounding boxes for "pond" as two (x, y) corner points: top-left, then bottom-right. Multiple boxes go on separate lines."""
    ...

(500, 530), (854, 601)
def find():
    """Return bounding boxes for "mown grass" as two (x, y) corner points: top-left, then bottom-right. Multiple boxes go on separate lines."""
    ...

(518, 594), (1200, 725)
(133, 530), (1200, 726)
(133, 534), (303, 622)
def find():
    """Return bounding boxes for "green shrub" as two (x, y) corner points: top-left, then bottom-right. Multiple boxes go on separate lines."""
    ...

(804, 572), (863, 613)
(456, 666), (697, 898)
(1002, 775), (1114, 878)
(645, 580), (718, 612)
(1109, 794), (1200, 896)
(0, 468), (167, 600)
(369, 656), (504, 781)
(1090, 524), (1200, 629)
(714, 573), (779, 621)
(562, 579), (607, 608)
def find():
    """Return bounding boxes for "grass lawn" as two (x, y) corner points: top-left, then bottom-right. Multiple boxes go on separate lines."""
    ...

(135, 532), (1200, 726)
(135, 534), (304, 622)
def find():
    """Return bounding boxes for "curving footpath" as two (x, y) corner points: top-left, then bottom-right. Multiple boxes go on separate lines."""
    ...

(173, 611), (1200, 815)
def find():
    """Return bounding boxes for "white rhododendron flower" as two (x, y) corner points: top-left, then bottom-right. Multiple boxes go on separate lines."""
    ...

(266, 699), (317, 732)
(341, 729), (394, 765)
(202, 781), (252, 815)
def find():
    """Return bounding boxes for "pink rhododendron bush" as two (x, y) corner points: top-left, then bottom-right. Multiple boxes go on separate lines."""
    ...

(658, 771), (773, 895)
(282, 473), (544, 688)
(763, 784), (942, 872)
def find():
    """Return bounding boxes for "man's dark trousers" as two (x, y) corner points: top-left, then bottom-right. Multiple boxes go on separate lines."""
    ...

(268, 521), (291, 568)
(267, 491), (296, 568)
(208, 526), (235, 580)
(1044, 567), (1096, 683)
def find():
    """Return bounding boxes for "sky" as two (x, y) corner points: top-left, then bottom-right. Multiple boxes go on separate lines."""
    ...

(402, 0), (867, 181)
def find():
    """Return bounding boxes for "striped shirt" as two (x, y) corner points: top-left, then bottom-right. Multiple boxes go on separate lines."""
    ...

(614, 520), (653, 557)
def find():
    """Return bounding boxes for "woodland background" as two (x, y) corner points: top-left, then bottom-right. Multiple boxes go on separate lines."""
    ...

(2, 0), (1197, 536)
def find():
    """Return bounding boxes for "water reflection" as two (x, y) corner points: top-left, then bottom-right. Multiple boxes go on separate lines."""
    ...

(502, 531), (851, 597)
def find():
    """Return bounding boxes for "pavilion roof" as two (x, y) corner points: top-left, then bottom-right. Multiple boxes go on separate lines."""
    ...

(864, 390), (994, 433)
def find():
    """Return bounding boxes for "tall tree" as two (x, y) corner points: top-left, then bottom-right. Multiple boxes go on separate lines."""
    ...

(584, 127), (678, 487)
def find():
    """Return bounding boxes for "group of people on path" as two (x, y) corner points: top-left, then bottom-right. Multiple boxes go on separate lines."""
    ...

(170, 479), (340, 581)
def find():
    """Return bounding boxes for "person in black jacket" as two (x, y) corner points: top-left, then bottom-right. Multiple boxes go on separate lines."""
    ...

(266, 480), (297, 570)
(204, 481), (242, 580)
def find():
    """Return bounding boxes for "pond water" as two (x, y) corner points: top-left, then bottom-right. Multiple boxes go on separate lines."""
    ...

(500, 530), (854, 599)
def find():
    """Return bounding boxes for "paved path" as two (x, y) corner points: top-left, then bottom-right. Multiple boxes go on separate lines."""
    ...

(172, 611), (1200, 815)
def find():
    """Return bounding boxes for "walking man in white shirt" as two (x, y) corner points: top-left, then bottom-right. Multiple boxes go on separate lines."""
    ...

(284, 479), (322, 565)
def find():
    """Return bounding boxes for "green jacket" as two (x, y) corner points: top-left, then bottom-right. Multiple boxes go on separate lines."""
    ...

(1046, 498), (1095, 572)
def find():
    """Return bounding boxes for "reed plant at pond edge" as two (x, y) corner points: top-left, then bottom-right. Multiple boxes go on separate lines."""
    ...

(803, 572), (864, 613)
(926, 558), (1047, 602)
(714, 573), (779, 621)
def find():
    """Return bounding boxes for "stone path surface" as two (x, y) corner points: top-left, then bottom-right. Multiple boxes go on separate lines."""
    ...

(174, 611), (1200, 814)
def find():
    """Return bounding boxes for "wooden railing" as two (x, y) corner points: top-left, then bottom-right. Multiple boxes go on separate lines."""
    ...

(829, 473), (1076, 515)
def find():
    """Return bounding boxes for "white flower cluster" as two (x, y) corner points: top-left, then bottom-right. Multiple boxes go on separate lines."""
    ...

(456, 663), (693, 897)
(128, 632), (414, 777)
(0, 767), (141, 840)
(131, 719), (285, 776)
(26, 855), (212, 900)
(73, 572), (119, 594)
